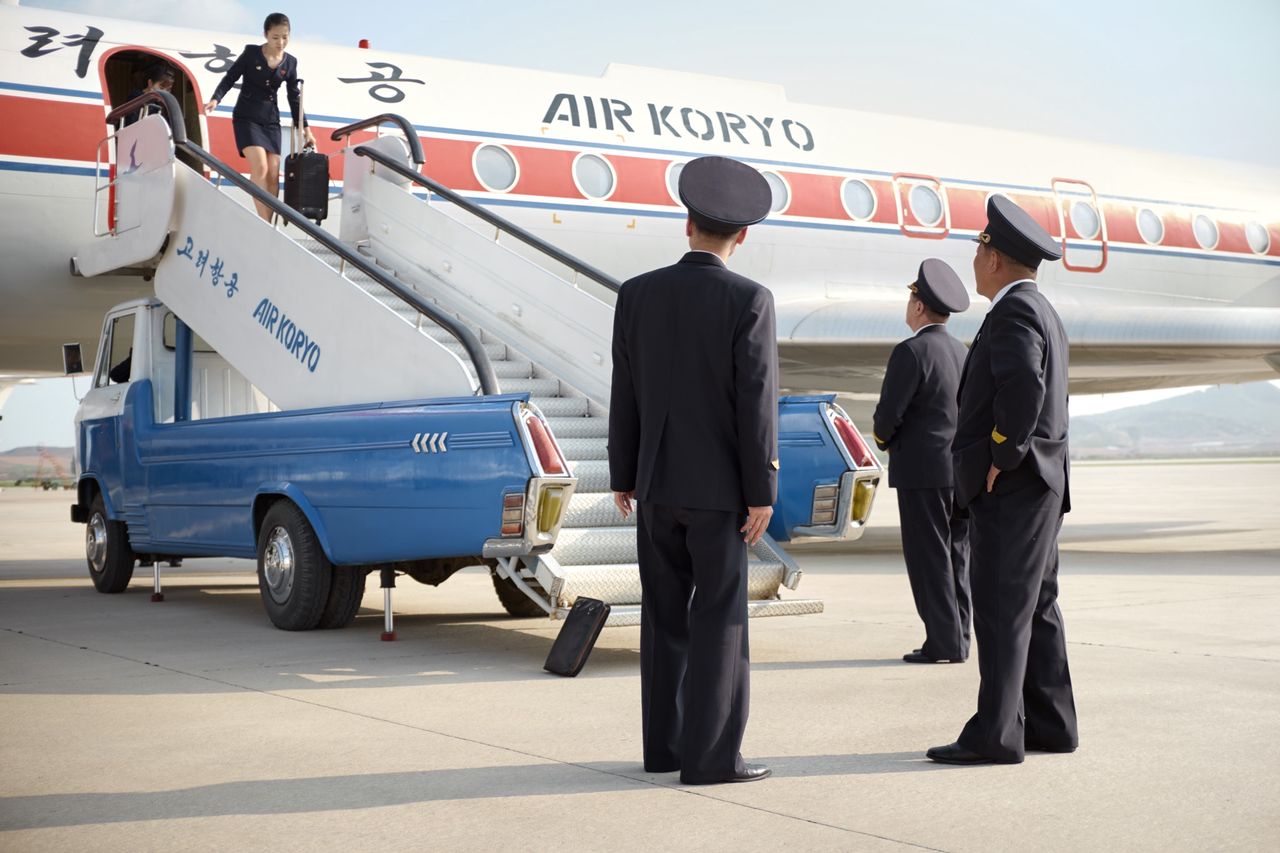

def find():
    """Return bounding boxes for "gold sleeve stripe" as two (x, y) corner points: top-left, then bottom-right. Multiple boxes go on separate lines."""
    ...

(991, 428), (1007, 444)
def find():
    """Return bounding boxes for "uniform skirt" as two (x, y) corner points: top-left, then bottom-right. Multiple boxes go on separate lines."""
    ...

(232, 117), (282, 157)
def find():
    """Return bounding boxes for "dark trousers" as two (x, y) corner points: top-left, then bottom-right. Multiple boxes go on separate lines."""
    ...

(958, 478), (1078, 762)
(897, 487), (972, 661)
(637, 502), (749, 783)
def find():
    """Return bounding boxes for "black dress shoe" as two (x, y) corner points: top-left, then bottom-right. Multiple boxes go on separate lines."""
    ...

(683, 764), (771, 784)
(903, 650), (962, 663)
(644, 763), (680, 773)
(926, 742), (1003, 765)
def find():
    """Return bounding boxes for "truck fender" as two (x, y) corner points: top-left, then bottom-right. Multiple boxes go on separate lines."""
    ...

(251, 484), (338, 564)
(75, 475), (114, 521)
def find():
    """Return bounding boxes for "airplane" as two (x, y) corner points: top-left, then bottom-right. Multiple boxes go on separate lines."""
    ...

(2, 2), (1278, 416)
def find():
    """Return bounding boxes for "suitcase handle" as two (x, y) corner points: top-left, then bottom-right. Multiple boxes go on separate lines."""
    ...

(291, 79), (309, 155)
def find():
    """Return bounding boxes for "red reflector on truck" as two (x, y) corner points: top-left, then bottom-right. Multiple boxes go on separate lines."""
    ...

(524, 415), (567, 476)
(832, 415), (876, 468)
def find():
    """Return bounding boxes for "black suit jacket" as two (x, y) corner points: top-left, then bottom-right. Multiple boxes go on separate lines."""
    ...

(609, 251), (779, 512)
(872, 324), (967, 489)
(953, 281), (1071, 510)
(210, 45), (304, 128)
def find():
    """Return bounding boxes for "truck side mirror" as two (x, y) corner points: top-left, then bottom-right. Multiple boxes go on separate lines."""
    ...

(62, 342), (84, 376)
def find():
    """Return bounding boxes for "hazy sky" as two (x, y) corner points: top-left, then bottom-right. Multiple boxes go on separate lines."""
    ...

(2, 0), (1278, 450)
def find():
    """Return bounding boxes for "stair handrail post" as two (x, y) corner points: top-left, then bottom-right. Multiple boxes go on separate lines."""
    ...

(330, 114), (425, 165)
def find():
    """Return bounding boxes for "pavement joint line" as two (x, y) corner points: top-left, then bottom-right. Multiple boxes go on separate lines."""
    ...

(0, 625), (951, 850)
(1068, 592), (1280, 612)
(1066, 639), (1280, 662)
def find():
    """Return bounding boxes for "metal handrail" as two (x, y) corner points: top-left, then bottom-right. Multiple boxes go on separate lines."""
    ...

(351, 143), (623, 295)
(330, 114), (425, 165)
(106, 90), (188, 143)
(101, 92), (499, 394)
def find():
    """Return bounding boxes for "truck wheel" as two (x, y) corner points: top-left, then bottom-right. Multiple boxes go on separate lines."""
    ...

(490, 568), (549, 618)
(256, 501), (332, 631)
(318, 565), (367, 629)
(86, 494), (135, 593)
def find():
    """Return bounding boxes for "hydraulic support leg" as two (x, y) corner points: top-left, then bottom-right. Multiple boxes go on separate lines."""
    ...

(150, 560), (164, 602)
(380, 566), (396, 641)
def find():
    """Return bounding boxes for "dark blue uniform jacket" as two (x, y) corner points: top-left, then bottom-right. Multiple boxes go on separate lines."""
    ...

(609, 252), (779, 513)
(210, 44), (304, 128)
(953, 282), (1071, 510)
(872, 324), (968, 489)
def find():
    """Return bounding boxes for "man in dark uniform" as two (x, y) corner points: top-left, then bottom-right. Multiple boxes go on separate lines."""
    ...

(872, 259), (972, 664)
(928, 195), (1079, 765)
(609, 156), (778, 785)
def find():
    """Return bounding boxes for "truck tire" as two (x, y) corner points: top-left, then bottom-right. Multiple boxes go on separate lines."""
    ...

(86, 493), (135, 593)
(256, 501), (332, 631)
(490, 568), (549, 618)
(318, 565), (367, 629)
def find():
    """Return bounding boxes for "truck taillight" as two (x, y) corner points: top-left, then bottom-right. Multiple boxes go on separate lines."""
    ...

(501, 492), (525, 536)
(524, 413), (567, 476)
(829, 408), (876, 469)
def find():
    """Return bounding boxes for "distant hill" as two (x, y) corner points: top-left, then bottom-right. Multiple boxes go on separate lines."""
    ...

(1070, 383), (1280, 459)
(0, 446), (75, 484)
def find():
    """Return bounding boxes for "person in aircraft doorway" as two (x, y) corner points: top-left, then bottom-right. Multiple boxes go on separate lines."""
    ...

(204, 12), (316, 222)
(122, 61), (176, 127)
(609, 155), (779, 786)
(872, 258), (973, 665)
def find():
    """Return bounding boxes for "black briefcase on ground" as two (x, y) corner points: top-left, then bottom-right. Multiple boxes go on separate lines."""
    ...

(544, 597), (611, 677)
(282, 81), (328, 224)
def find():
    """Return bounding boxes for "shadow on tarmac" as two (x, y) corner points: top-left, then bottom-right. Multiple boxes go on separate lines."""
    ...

(0, 752), (941, 830)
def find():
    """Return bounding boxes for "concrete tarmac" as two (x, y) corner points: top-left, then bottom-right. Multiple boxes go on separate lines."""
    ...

(1, 460), (1277, 851)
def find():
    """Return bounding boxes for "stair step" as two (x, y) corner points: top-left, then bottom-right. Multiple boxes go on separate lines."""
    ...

(567, 459), (609, 492)
(545, 417), (608, 439)
(561, 492), (634, 528)
(442, 340), (509, 360)
(549, 560), (787, 605)
(558, 437), (608, 460)
(503, 377), (561, 396)
(492, 360), (534, 379)
(530, 396), (588, 417)
(550, 527), (638, 565)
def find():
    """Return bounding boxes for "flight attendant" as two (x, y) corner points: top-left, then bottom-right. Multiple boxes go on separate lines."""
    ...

(204, 12), (316, 221)
(609, 156), (778, 785)
(928, 196), (1079, 765)
(872, 259), (972, 664)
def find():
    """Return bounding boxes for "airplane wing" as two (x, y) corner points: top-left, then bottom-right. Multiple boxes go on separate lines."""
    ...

(775, 298), (1280, 397)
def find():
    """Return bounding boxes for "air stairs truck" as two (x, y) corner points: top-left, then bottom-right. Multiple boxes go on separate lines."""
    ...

(67, 94), (883, 632)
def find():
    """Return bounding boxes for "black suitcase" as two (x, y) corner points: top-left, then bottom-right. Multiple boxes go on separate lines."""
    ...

(543, 597), (611, 677)
(282, 81), (328, 224)
(283, 148), (329, 224)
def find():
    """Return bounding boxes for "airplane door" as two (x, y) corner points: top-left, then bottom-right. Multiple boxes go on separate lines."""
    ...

(1052, 177), (1108, 272)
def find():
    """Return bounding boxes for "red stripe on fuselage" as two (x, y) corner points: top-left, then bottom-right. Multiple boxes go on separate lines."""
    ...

(4, 93), (1277, 259)
(0, 95), (103, 162)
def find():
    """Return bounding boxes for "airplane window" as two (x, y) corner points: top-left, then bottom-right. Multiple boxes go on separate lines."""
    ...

(841, 178), (876, 220)
(1245, 222), (1270, 254)
(761, 171), (789, 213)
(474, 145), (518, 192)
(573, 154), (615, 199)
(1137, 208), (1164, 244)
(1193, 214), (1219, 250)
(1070, 200), (1100, 240)
(666, 161), (686, 204)
(909, 184), (943, 227)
